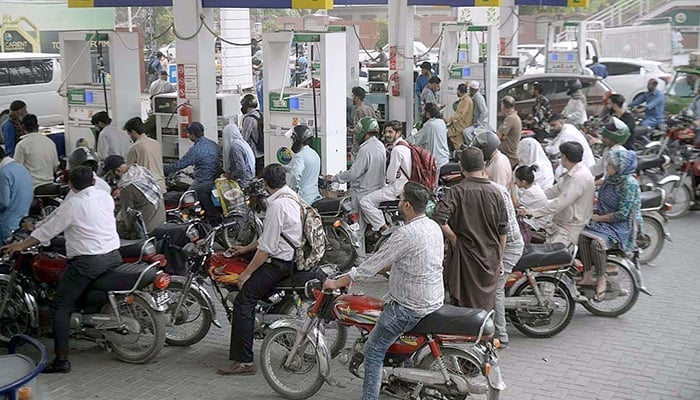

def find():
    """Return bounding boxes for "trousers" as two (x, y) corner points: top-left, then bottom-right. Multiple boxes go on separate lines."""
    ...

(229, 259), (293, 363)
(51, 250), (122, 354)
(359, 187), (399, 232)
(190, 181), (220, 224)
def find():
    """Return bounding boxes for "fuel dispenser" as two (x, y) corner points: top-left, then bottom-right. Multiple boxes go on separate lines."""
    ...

(60, 31), (140, 154)
(438, 22), (498, 130)
(262, 31), (347, 177)
(544, 21), (588, 75)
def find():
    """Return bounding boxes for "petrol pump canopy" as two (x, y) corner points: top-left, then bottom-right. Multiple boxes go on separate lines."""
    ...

(69, 0), (588, 7)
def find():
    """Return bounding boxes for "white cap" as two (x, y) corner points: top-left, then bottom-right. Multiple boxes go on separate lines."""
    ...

(469, 81), (480, 90)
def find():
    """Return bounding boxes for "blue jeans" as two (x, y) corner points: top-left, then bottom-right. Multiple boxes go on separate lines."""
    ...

(362, 301), (424, 400)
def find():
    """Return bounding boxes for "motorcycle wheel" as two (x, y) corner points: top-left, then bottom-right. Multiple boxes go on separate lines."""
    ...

(582, 259), (639, 317)
(321, 225), (357, 272)
(0, 279), (33, 344)
(418, 347), (500, 400)
(105, 295), (166, 364)
(260, 326), (326, 400)
(508, 276), (575, 339)
(637, 215), (664, 264)
(164, 281), (213, 346)
(277, 297), (347, 359)
(222, 214), (259, 249)
(661, 180), (692, 219)
(166, 213), (184, 224)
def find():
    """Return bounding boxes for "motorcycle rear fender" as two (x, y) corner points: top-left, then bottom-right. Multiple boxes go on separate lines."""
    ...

(418, 345), (506, 391)
(0, 274), (39, 329)
(334, 221), (360, 248)
(657, 175), (681, 186)
(130, 290), (169, 312)
(268, 318), (332, 379)
(607, 254), (651, 296)
(643, 211), (671, 241)
(169, 276), (221, 328)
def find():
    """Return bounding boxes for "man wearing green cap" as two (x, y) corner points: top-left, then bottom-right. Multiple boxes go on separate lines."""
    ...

(327, 117), (386, 254)
(591, 117), (630, 183)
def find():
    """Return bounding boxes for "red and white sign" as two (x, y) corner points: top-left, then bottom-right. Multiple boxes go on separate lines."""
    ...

(176, 63), (199, 99)
(389, 46), (397, 70)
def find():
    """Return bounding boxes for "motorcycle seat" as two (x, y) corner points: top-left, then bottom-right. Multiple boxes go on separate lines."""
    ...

(637, 155), (664, 171)
(379, 200), (399, 209)
(312, 198), (343, 215)
(34, 183), (67, 198)
(90, 262), (157, 292)
(439, 163), (461, 178)
(163, 191), (184, 207)
(640, 190), (662, 210)
(634, 126), (650, 137)
(119, 239), (146, 259)
(514, 243), (571, 272)
(408, 304), (494, 337)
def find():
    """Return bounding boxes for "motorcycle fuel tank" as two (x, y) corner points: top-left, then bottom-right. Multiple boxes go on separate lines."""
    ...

(31, 252), (67, 284)
(334, 293), (383, 325)
(207, 253), (248, 285)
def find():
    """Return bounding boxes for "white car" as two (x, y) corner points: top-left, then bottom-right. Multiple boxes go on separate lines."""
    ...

(585, 57), (672, 103)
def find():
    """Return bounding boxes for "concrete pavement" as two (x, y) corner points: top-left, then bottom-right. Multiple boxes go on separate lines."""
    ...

(30, 213), (700, 399)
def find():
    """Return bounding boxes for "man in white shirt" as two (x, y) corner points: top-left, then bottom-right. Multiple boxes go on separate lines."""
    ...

(217, 164), (303, 376)
(149, 70), (175, 99)
(520, 141), (595, 246)
(1, 166), (122, 373)
(360, 120), (412, 239)
(92, 111), (132, 160)
(14, 114), (59, 192)
(545, 114), (595, 170)
(469, 81), (488, 127)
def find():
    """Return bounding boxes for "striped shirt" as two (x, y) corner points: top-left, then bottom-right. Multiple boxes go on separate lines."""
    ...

(349, 215), (444, 316)
(491, 182), (524, 271)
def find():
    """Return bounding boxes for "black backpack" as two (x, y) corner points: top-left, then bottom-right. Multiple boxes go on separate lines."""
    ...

(244, 113), (265, 154)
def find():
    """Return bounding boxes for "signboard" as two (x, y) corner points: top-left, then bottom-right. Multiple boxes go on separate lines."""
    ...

(68, 0), (171, 6)
(177, 64), (199, 99)
(388, 46), (405, 70)
(269, 93), (290, 112)
(202, 0), (332, 8)
(514, 0), (588, 6)
(169, 64), (177, 84)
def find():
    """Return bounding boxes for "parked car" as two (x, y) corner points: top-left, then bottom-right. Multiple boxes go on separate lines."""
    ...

(497, 73), (613, 124)
(585, 57), (671, 103)
(665, 66), (699, 114)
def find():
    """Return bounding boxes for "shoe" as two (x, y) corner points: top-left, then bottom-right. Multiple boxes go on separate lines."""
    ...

(498, 341), (509, 350)
(217, 361), (256, 376)
(43, 358), (71, 374)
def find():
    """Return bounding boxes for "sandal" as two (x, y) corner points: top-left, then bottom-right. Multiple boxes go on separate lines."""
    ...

(593, 288), (607, 302)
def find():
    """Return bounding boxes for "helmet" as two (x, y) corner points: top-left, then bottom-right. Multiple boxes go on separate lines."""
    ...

(291, 124), (313, 144)
(566, 79), (582, 95)
(532, 81), (544, 94)
(355, 117), (380, 144)
(68, 147), (99, 171)
(463, 127), (501, 161)
(600, 117), (631, 145)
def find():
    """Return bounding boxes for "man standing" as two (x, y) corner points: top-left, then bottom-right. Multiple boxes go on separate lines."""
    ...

(360, 120), (411, 240)
(164, 122), (221, 223)
(496, 96), (522, 167)
(102, 155), (166, 238)
(545, 115), (596, 170)
(629, 78), (665, 129)
(589, 56), (608, 78)
(1, 100), (27, 156)
(472, 130), (512, 189)
(408, 103), (449, 169)
(240, 94), (264, 176)
(432, 147), (508, 311)
(415, 61), (436, 119)
(217, 164), (302, 376)
(149, 70), (175, 99)
(14, 114), (59, 194)
(524, 82), (552, 141)
(324, 182), (444, 400)
(1, 166), (122, 373)
(348, 86), (377, 137)
(446, 83), (474, 150)
(519, 142), (595, 246)
(287, 125), (322, 204)
(607, 94), (637, 150)
(92, 111), (131, 160)
(469, 81), (488, 127)
(124, 117), (166, 193)
(0, 146), (33, 242)
(421, 76), (443, 112)
(562, 79), (588, 126)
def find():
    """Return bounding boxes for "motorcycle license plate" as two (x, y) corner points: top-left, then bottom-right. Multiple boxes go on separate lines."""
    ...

(154, 291), (170, 308)
(348, 223), (359, 232)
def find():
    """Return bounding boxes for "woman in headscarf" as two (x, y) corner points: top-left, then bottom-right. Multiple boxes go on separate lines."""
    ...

(577, 148), (641, 301)
(223, 123), (255, 190)
(517, 137), (554, 189)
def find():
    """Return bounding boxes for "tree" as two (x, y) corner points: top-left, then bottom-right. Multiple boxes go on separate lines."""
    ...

(375, 19), (389, 50)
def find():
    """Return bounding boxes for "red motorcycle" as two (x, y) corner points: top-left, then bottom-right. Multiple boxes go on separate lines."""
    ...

(0, 236), (171, 363)
(259, 280), (504, 400)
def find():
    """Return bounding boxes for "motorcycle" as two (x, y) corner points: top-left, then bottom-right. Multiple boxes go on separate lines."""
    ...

(504, 243), (577, 338)
(658, 145), (700, 219)
(162, 220), (348, 358)
(260, 279), (504, 400)
(0, 237), (171, 364)
(637, 187), (672, 265)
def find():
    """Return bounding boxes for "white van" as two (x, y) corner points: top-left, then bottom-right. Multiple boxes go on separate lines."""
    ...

(0, 52), (63, 127)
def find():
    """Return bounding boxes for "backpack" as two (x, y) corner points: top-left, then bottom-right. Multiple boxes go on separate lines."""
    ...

(395, 141), (438, 190)
(244, 113), (265, 154)
(279, 194), (326, 271)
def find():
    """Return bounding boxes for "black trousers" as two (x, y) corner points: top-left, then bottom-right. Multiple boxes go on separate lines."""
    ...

(51, 250), (122, 355)
(255, 157), (264, 177)
(190, 181), (221, 225)
(229, 259), (293, 362)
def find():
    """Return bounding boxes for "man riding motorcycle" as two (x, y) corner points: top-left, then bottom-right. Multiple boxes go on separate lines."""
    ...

(286, 125), (322, 204)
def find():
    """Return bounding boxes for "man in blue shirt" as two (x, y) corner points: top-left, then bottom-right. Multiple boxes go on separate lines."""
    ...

(415, 61), (436, 120)
(1, 100), (28, 157)
(629, 79), (665, 129)
(0, 146), (33, 242)
(589, 56), (608, 79)
(287, 125), (322, 205)
(164, 121), (221, 223)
